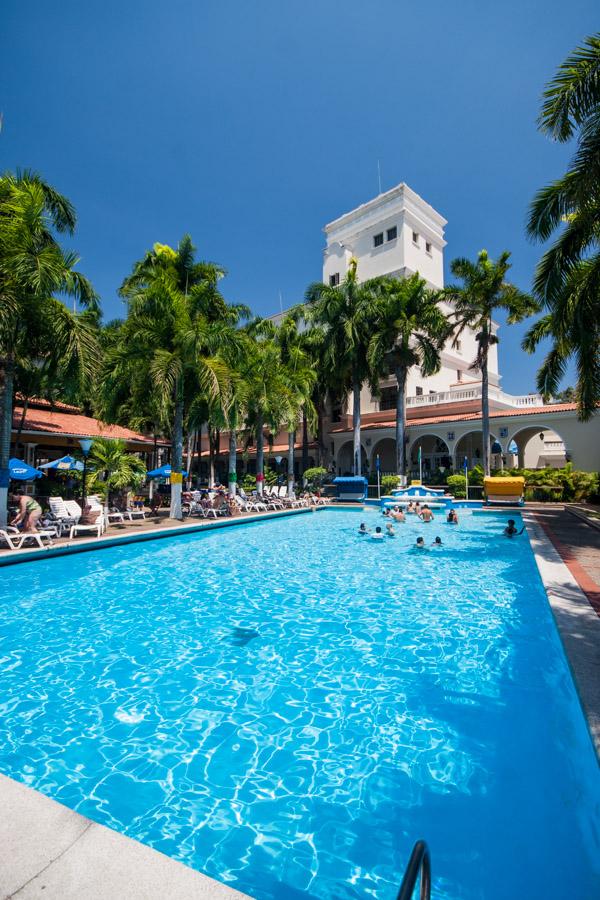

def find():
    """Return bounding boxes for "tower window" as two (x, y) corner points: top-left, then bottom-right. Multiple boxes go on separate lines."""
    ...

(457, 370), (463, 382)
(415, 386), (423, 396)
(373, 232), (384, 248)
(412, 231), (419, 245)
(426, 241), (432, 254)
(386, 226), (397, 242)
(380, 386), (398, 410)
(329, 272), (340, 286)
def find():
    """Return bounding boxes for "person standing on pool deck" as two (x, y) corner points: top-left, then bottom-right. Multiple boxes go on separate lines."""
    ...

(504, 519), (526, 537)
(9, 492), (43, 533)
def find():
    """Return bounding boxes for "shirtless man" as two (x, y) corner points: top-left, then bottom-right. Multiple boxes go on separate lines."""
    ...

(419, 504), (434, 523)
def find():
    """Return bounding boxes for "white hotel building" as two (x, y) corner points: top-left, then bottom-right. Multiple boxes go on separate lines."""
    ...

(207, 184), (598, 478)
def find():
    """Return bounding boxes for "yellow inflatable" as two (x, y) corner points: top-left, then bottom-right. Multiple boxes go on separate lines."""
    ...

(484, 476), (525, 506)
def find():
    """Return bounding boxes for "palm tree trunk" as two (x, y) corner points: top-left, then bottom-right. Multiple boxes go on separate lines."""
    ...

(352, 373), (361, 477)
(301, 408), (309, 476)
(395, 366), (407, 479)
(170, 391), (184, 520)
(185, 430), (196, 489)
(215, 428), (221, 484)
(287, 430), (296, 498)
(481, 352), (490, 477)
(0, 354), (15, 528)
(256, 415), (264, 496)
(228, 430), (237, 498)
(208, 428), (215, 488)
(15, 397), (29, 457)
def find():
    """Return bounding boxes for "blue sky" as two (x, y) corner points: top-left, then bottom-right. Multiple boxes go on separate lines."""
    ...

(2, 0), (596, 393)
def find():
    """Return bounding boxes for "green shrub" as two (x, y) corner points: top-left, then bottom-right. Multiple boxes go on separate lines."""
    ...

(381, 474), (400, 494)
(303, 467), (328, 491)
(447, 474), (467, 498)
(241, 466), (278, 493)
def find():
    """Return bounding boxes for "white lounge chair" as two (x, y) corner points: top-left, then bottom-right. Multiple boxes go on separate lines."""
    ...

(66, 500), (105, 539)
(47, 497), (79, 535)
(87, 495), (125, 525)
(0, 528), (54, 550)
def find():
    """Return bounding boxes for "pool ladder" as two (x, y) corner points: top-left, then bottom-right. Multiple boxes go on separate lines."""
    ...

(396, 840), (431, 900)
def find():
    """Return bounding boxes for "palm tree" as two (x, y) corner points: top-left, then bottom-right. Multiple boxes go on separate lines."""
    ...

(306, 258), (381, 476)
(274, 315), (317, 497)
(367, 275), (450, 478)
(116, 237), (236, 519)
(0, 171), (98, 525)
(444, 250), (539, 476)
(87, 437), (146, 498)
(525, 33), (600, 419)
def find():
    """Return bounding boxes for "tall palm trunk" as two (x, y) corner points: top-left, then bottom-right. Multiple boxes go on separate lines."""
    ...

(352, 372), (362, 476)
(301, 408), (309, 477)
(395, 366), (407, 479)
(481, 348), (490, 477)
(208, 428), (215, 487)
(215, 428), (221, 484)
(0, 354), (15, 528)
(228, 430), (237, 498)
(15, 397), (30, 457)
(287, 429), (296, 498)
(256, 414), (264, 496)
(170, 390), (184, 520)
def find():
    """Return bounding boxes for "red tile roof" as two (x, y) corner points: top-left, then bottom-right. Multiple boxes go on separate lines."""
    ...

(15, 395), (82, 413)
(12, 406), (154, 444)
(330, 403), (580, 433)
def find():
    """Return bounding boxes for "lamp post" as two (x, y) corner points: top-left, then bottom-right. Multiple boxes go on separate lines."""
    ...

(79, 438), (93, 507)
(275, 455), (282, 485)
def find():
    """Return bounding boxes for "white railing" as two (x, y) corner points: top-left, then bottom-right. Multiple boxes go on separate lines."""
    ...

(403, 385), (544, 409)
(543, 441), (566, 451)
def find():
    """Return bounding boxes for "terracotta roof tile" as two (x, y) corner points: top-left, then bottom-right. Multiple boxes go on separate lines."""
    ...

(12, 406), (153, 444)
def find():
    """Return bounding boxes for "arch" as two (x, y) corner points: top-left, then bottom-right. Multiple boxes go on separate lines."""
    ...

(408, 433), (452, 478)
(454, 430), (499, 470)
(337, 440), (368, 476)
(371, 437), (397, 474)
(505, 424), (567, 469)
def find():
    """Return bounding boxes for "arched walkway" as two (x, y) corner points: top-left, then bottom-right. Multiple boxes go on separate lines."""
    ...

(337, 440), (368, 476)
(506, 425), (566, 469)
(409, 434), (451, 479)
(371, 437), (397, 474)
(454, 430), (498, 470)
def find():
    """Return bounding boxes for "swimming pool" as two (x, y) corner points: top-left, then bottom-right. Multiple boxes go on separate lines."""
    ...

(1, 509), (599, 898)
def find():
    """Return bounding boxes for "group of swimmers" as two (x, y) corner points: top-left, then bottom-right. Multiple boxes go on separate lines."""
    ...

(359, 506), (526, 544)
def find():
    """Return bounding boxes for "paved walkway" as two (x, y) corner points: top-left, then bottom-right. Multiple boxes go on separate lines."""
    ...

(533, 506), (600, 616)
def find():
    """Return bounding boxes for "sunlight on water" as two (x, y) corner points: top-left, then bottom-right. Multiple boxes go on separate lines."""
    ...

(1, 509), (599, 899)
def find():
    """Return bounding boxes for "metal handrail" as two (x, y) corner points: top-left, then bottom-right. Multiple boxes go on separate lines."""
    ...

(396, 840), (431, 900)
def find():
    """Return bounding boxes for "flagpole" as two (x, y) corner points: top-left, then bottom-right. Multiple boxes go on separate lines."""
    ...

(376, 454), (381, 500)
(418, 446), (422, 484)
(464, 455), (469, 501)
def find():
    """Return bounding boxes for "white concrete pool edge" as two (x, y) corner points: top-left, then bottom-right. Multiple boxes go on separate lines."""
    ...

(524, 512), (600, 759)
(0, 773), (252, 899)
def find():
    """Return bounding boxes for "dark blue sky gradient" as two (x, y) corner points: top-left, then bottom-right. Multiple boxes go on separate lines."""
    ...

(2, 0), (596, 392)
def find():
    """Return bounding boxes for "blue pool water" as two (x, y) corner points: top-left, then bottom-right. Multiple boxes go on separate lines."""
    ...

(1, 509), (599, 898)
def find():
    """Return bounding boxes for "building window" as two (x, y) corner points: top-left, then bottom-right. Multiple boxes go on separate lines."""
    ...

(386, 226), (397, 242)
(412, 231), (419, 245)
(425, 241), (432, 254)
(373, 232), (384, 248)
(457, 370), (463, 382)
(329, 272), (340, 286)
(380, 386), (398, 410)
(455, 339), (461, 352)
(415, 386), (423, 396)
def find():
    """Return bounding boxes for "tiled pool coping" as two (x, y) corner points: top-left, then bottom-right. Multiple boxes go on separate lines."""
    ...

(523, 512), (600, 759)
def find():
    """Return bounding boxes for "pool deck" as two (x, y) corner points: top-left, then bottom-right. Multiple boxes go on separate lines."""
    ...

(0, 773), (251, 900)
(524, 510), (600, 758)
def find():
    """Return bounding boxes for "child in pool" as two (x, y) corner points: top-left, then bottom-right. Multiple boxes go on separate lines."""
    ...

(432, 536), (443, 546)
(415, 536), (426, 549)
(371, 526), (385, 541)
(504, 519), (526, 537)
(385, 522), (395, 537)
(358, 522), (369, 534)
(447, 508), (458, 524)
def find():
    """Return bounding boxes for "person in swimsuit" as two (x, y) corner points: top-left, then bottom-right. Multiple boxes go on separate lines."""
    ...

(358, 522), (369, 534)
(391, 507), (405, 522)
(10, 493), (43, 533)
(415, 536), (426, 549)
(432, 536), (443, 546)
(504, 519), (525, 537)
(447, 509), (458, 524)
(385, 522), (395, 537)
(371, 526), (385, 541)
(420, 504), (434, 523)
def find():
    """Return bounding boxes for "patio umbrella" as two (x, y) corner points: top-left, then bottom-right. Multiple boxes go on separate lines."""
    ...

(39, 454), (84, 472)
(8, 458), (42, 480)
(147, 464), (188, 478)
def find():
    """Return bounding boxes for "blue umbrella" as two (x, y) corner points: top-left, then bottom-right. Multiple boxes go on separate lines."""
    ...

(147, 464), (188, 478)
(9, 458), (42, 480)
(39, 454), (84, 472)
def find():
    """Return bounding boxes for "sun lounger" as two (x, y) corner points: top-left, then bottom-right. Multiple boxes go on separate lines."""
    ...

(0, 529), (54, 550)
(87, 496), (125, 525)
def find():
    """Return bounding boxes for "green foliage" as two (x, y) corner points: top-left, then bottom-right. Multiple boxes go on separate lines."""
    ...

(241, 467), (278, 492)
(446, 474), (467, 498)
(493, 464), (599, 502)
(87, 438), (146, 495)
(381, 474), (400, 494)
(303, 466), (328, 490)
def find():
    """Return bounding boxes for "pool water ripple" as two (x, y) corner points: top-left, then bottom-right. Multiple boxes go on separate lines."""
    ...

(1, 509), (599, 898)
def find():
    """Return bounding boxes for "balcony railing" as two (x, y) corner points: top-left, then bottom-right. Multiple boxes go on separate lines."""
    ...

(402, 385), (545, 410)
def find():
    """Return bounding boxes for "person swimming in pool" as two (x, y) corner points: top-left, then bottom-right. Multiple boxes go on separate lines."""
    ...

(382, 507), (391, 518)
(419, 504), (434, 523)
(415, 536), (426, 549)
(371, 526), (385, 540)
(504, 519), (526, 537)
(447, 508), (458, 524)
(432, 536), (443, 546)
(391, 507), (405, 522)
(385, 522), (395, 537)
(358, 522), (369, 534)
(407, 501), (415, 514)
